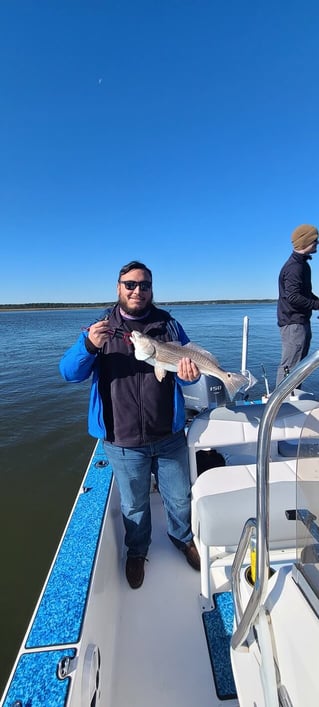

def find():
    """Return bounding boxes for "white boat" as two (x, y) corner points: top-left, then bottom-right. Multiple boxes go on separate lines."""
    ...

(2, 320), (319, 707)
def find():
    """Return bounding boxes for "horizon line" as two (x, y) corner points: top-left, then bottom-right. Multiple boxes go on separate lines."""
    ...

(0, 298), (277, 310)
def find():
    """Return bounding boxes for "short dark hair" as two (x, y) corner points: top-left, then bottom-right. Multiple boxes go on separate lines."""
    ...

(118, 260), (152, 281)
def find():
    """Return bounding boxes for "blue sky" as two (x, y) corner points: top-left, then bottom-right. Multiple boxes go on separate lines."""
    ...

(1, 0), (319, 304)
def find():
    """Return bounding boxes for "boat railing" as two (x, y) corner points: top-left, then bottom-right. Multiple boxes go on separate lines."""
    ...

(231, 349), (319, 651)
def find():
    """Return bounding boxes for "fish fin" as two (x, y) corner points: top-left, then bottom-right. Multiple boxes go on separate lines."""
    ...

(154, 364), (167, 382)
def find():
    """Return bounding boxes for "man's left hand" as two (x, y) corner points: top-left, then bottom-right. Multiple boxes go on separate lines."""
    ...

(177, 357), (201, 382)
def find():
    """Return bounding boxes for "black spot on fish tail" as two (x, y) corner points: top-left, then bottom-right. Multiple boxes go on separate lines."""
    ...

(223, 371), (250, 401)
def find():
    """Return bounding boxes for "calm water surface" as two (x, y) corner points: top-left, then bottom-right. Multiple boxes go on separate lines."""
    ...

(1, 303), (319, 692)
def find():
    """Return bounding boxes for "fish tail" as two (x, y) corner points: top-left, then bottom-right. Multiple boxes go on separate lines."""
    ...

(223, 371), (251, 401)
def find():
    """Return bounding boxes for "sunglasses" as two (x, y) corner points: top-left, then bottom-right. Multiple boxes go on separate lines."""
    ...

(119, 280), (152, 292)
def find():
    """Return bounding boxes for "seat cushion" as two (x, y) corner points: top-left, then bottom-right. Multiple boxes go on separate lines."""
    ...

(193, 461), (297, 547)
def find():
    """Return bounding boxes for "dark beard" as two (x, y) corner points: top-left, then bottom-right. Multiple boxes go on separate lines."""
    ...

(119, 296), (152, 318)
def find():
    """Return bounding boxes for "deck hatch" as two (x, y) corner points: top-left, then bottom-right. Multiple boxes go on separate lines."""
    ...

(2, 649), (75, 707)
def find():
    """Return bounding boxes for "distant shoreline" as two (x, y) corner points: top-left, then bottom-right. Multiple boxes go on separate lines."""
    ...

(0, 299), (277, 311)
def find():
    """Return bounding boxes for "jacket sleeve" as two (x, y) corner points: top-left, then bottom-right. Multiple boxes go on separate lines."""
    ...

(59, 332), (98, 382)
(285, 264), (319, 312)
(168, 319), (190, 345)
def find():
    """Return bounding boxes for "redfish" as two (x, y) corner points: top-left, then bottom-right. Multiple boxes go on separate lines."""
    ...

(130, 330), (255, 401)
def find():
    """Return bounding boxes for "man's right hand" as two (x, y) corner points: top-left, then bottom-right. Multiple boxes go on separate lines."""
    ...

(87, 319), (110, 349)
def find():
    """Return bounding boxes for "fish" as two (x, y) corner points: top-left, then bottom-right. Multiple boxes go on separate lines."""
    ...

(129, 330), (255, 401)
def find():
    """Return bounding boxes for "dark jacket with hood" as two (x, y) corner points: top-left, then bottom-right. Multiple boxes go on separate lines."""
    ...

(59, 304), (191, 446)
(277, 251), (319, 326)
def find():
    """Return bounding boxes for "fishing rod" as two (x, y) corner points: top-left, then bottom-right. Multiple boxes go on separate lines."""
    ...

(261, 364), (270, 397)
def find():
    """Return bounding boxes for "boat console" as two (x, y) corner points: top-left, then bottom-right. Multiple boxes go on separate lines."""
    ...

(189, 352), (319, 707)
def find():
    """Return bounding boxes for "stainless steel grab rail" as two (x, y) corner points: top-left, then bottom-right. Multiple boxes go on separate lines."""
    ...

(231, 349), (319, 651)
(231, 517), (256, 626)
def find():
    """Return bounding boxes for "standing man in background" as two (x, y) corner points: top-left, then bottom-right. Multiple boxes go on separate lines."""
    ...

(276, 224), (319, 386)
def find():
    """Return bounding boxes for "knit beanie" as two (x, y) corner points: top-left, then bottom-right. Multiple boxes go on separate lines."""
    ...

(291, 224), (318, 251)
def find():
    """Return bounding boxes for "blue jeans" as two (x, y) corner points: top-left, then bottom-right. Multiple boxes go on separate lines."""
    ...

(103, 430), (192, 558)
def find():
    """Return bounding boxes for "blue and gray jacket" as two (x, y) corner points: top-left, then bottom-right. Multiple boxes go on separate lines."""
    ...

(59, 304), (192, 445)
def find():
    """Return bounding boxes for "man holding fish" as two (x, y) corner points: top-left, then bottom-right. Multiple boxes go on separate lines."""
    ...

(60, 260), (247, 589)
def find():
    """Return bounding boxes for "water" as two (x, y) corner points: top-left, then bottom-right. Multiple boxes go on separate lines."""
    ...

(1, 303), (319, 693)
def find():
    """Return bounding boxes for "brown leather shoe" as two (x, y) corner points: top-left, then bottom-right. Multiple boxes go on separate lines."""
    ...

(125, 556), (146, 589)
(183, 540), (200, 571)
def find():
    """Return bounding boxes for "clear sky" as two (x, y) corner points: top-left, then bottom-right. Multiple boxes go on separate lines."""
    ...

(1, 0), (319, 304)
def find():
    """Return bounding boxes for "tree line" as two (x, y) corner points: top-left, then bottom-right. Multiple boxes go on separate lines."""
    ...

(0, 299), (276, 310)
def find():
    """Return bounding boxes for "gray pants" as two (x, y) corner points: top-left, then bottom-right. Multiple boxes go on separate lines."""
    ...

(276, 322), (311, 386)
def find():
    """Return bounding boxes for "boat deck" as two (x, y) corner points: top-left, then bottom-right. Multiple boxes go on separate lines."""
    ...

(0, 449), (240, 707)
(109, 489), (238, 707)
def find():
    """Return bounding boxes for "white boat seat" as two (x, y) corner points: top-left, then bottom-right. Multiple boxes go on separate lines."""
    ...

(192, 460), (297, 602)
(187, 399), (319, 483)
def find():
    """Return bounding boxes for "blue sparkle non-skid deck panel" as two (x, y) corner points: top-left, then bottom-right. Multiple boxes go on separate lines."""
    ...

(2, 649), (75, 707)
(202, 592), (237, 700)
(26, 439), (112, 648)
(1, 441), (111, 707)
